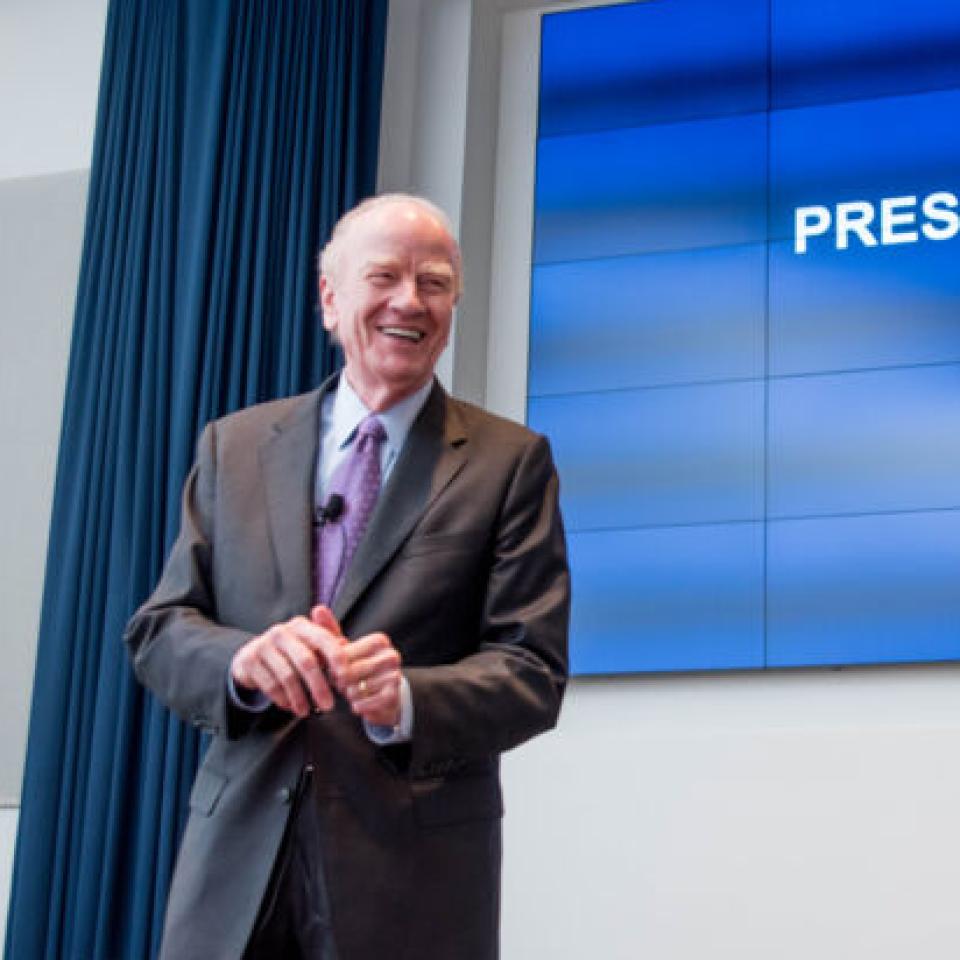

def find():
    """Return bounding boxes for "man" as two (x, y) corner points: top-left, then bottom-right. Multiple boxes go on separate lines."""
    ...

(124, 194), (569, 960)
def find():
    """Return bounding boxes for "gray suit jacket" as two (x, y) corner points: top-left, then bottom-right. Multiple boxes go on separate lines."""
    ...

(124, 377), (569, 960)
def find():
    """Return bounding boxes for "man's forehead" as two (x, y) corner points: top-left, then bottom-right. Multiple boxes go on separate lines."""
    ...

(353, 203), (452, 248)
(351, 228), (457, 269)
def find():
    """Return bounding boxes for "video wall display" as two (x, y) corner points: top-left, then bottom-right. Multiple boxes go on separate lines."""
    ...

(529, 0), (960, 674)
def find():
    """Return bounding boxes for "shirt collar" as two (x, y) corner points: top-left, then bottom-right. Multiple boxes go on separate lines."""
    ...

(331, 375), (434, 456)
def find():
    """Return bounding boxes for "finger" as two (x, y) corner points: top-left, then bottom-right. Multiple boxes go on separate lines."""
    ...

(275, 633), (336, 713)
(346, 665), (393, 702)
(344, 649), (402, 704)
(351, 684), (399, 717)
(332, 633), (394, 686)
(259, 643), (312, 717)
(287, 615), (347, 667)
(232, 644), (277, 698)
(243, 657), (293, 712)
(343, 649), (401, 695)
(350, 679), (401, 727)
(310, 604), (344, 637)
(230, 652), (255, 691)
(347, 632), (393, 658)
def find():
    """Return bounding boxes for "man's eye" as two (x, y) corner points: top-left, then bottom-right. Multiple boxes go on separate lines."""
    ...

(369, 272), (395, 284)
(420, 277), (451, 292)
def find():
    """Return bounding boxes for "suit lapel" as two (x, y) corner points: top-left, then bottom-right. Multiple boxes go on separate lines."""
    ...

(258, 383), (329, 613)
(333, 383), (468, 622)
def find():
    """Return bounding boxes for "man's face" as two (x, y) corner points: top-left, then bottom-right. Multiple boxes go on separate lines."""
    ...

(320, 201), (459, 411)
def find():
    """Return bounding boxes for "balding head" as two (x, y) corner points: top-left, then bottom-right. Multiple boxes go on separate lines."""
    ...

(320, 193), (462, 295)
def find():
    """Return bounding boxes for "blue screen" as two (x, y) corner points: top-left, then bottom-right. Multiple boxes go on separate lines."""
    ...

(530, 0), (960, 674)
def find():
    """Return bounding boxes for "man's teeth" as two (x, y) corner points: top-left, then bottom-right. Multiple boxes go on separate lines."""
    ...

(381, 327), (424, 342)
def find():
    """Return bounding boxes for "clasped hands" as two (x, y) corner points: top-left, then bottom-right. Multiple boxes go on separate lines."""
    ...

(230, 605), (402, 728)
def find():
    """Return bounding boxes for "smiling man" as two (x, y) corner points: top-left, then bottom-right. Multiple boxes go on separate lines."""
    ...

(124, 194), (570, 960)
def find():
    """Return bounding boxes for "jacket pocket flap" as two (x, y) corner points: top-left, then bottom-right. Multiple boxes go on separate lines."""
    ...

(189, 766), (228, 816)
(412, 774), (503, 827)
(399, 531), (486, 558)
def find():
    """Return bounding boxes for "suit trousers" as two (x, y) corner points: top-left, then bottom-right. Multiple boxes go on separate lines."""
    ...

(243, 765), (340, 960)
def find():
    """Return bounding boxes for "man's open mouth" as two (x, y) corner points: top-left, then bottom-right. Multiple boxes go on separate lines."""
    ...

(379, 326), (425, 343)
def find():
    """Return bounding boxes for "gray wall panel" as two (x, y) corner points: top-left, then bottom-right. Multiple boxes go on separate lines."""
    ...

(0, 169), (87, 803)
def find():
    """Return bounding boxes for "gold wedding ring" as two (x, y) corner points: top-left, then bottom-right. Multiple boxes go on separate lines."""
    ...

(358, 678), (368, 696)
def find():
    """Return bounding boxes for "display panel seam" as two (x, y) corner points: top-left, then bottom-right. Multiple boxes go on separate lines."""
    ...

(537, 83), (960, 142)
(565, 503), (960, 538)
(528, 373), (768, 401)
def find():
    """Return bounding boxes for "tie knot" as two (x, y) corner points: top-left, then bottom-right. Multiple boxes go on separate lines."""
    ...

(356, 415), (386, 449)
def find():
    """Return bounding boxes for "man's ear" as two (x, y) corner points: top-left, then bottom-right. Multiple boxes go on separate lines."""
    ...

(319, 275), (337, 332)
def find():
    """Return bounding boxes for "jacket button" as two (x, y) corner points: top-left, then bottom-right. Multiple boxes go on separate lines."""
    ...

(278, 787), (293, 804)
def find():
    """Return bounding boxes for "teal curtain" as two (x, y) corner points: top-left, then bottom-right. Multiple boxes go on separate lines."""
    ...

(5, 1), (387, 957)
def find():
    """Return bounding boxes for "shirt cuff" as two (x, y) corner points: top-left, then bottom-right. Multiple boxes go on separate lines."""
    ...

(227, 671), (271, 713)
(364, 675), (413, 745)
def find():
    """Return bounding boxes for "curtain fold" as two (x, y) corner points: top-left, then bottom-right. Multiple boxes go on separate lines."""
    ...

(6, 1), (387, 956)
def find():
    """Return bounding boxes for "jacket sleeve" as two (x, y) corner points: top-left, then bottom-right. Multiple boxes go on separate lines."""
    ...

(403, 433), (570, 775)
(123, 423), (255, 739)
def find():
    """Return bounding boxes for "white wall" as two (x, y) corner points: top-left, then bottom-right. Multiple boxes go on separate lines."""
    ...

(379, 2), (960, 959)
(0, 0), (107, 181)
(0, 0), (109, 939)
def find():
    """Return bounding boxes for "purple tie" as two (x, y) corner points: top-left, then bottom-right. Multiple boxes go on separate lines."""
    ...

(315, 414), (387, 605)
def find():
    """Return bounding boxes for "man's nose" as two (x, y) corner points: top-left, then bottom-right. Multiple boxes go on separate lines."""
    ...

(390, 277), (424, 312)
